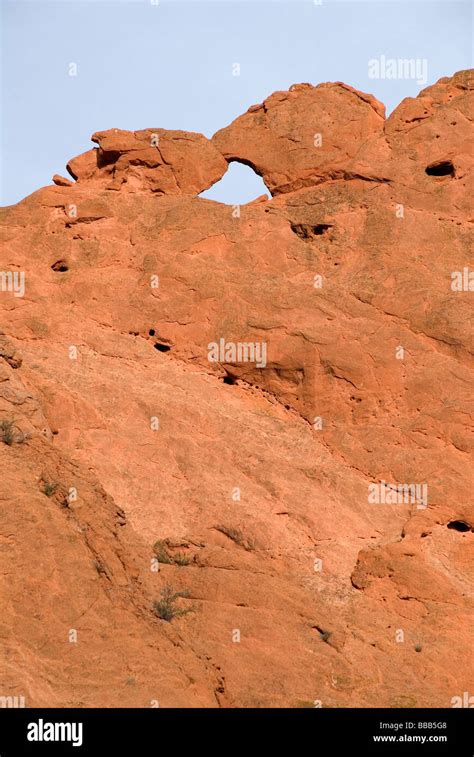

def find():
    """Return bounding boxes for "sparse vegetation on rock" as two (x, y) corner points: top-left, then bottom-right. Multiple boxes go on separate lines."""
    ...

(153, 585), (193, 622)
(42, 480), (59, 497)
(153, 539), (192, 566)
(0, 419), (25, 446)
(215, 524), (255, 551)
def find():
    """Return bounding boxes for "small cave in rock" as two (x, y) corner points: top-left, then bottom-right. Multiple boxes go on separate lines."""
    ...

(148, 329), (155, 336)
(51, 260), (69, 272)
(425, 160), (455, 178)
(154, 342), (171, 353)
(447, 520), (471, 532)
(291, 223), (332, 240)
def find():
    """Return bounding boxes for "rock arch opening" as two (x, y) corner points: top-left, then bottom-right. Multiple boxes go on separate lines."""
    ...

(199, 160), (270, 205)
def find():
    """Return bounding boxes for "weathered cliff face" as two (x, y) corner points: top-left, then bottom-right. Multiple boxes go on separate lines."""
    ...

(0, 70), (472, 708)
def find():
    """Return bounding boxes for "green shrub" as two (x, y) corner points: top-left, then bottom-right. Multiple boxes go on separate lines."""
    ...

(153, 540), (191, 566)
(0, 419), (24, 446)
(42, 480), (59, 497)
(153, 585), (193, 622)
(153, 540), (173, 564)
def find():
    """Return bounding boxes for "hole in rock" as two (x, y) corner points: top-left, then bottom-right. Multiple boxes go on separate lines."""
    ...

(51, 260), (69, 272)
(96, 149), (120, 169)
(425, 160), (455, 178)
(291, 223), (332, 240)
(447, 520), (471, 532)
(148, 329), (155, 336)
(199, 160), (269, 205)
(222, 372), (238, 385)
(154, 342), (171, 353)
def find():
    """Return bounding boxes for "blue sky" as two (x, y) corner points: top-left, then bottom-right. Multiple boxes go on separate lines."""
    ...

(1, 0), (472, 205)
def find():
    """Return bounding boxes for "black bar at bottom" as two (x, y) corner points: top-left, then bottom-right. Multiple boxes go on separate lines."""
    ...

(0, 707), (472, 755)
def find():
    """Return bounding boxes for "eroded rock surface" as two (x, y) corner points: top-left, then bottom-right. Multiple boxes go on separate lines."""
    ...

(66, 128), (228, 195)
(0, 70), (472, 708)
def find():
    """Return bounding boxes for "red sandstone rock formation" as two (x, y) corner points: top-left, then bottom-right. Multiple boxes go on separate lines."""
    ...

(0, 70), (472, 708)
